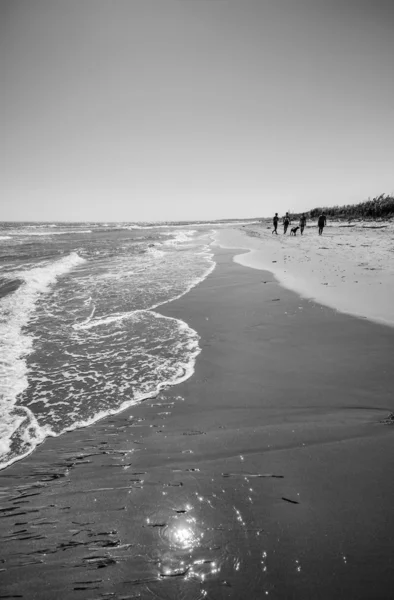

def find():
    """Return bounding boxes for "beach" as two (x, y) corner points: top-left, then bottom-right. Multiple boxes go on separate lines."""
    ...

(1, 239), (394, 599)
(3, 0), (394, 596)
(221, 221), (394, 328)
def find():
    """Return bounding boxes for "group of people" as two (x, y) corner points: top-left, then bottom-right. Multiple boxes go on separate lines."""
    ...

(272, 212), (327, 235)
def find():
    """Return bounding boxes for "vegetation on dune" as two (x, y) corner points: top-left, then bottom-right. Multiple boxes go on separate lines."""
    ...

(303, 194), (394, 221)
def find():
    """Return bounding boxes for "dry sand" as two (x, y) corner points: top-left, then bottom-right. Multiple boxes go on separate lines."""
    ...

(0, 248), (394, 599)
(218, 221), (394, 327)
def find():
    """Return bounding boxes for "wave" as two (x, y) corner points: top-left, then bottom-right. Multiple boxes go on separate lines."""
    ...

(0, 252), (86, 470)
(25, 224), (58, 228)
(8, 230), (92, 236)
(163, 229), (197, 246)
(1, 309), (201, 470)
(74, 245), (215, 332)
(149, 248), (216, 312)
(99, 221), (259, 231)
(0, 229), (217, 470)
(59, 311), (200, 432)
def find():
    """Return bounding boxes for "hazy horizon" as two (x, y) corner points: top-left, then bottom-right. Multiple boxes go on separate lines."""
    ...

(1, 216), (264, 224)
(2, 0), (393, 221)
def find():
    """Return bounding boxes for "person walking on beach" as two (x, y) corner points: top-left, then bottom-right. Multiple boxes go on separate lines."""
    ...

(283, 212), (290, 234)
(272, 213), (279, 234)
(318, 212), (327, 235)
(300, 213), (307, 235)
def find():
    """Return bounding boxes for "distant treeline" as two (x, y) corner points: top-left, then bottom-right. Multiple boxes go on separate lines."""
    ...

(293, 194), (394, 221)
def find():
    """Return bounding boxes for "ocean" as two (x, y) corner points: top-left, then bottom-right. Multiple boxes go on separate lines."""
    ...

(0, 220), (240, 470)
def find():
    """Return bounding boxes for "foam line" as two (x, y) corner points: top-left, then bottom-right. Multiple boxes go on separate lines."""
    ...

(0, 252), (86, 469)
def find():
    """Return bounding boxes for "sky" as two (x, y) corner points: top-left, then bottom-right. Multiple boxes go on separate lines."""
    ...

(1, 0), (393, 222)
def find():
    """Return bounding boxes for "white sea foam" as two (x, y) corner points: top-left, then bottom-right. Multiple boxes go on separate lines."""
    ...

(74, 241), (216, 332)
(73, 309), (144, 330)
(0, 236), (11, 240)
(16, 310), (201, 459)
(8, 230), (92, 236)
(149, 248), (216, 311)
(0, 252), (86, 469)
(147, 246), (166, 259)
(0, 228), (217, 470)
(52, 310), (201, 437)
(0, 406), (48, 469)
(25, 224), (58, 228)
(120, 220), (260, 230)
(164, 229), (197, 246)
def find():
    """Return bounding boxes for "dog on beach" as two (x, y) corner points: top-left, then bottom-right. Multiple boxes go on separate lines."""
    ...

(290, 226), (299, 236)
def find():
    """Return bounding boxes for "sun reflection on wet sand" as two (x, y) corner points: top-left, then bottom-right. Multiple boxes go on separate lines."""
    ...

(153, 503), (225, 590)
(170, 518), (201, 550)
(139, 460), (292, 597)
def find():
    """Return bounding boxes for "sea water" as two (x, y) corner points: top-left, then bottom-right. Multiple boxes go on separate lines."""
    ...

(0, 221), (225, 470)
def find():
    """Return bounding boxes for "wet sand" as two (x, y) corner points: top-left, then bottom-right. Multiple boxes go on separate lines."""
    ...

(1, 247), (394, 599)
(221, 222), (394, 327)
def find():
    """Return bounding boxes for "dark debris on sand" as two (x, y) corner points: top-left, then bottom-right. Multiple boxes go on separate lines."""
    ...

(380, 412), (394, 425)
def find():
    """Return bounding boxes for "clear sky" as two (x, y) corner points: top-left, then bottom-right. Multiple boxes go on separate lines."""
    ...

(1, 0), (393, 221)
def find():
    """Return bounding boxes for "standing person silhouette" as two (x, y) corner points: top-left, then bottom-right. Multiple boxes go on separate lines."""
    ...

(318, 212), (327, 235)
(272, 213), (279, 234)
(283, 212), (290, 234)
(300, 213), (307, 235)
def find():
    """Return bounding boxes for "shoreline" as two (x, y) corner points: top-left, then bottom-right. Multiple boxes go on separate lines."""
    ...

(0, 231), (216, 472)
(217, 225), (394, 328)
(1, 247), (393, 598)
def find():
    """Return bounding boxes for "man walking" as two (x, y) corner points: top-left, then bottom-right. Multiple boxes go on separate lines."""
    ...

(300, 213), (307, 235)
(318, 212), (327, 235)
(272, 213), (279, 234)
(283, 212), (290, 234)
